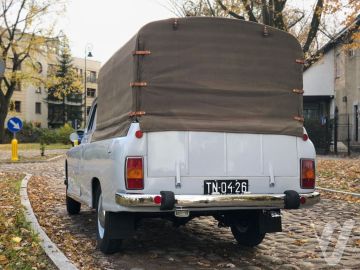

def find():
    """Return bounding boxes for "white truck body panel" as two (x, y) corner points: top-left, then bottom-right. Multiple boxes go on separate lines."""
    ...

(66, 120), (316, 213)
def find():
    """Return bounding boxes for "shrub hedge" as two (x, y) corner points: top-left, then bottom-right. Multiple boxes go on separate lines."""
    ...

(4, 122), (74, 145)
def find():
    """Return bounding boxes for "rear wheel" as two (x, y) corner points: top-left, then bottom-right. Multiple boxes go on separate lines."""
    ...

(231, 217), (265, 247)
(95, 187), (122, 254)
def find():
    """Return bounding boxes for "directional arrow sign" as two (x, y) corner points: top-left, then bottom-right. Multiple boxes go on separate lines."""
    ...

(7, 117), (23, 133)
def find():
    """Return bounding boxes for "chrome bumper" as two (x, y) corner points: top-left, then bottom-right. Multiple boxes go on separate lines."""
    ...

(115, 192), (320, 210)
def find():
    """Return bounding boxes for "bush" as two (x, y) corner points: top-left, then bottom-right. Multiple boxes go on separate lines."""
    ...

(4, 122), (74, 145)
(56, 124), (74, 144)
(39, 128), (58, 145)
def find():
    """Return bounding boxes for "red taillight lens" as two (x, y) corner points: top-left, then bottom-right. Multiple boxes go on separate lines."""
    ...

(135, 130), (143, 139)
(126, 157), (144, 190)
(301, 159), (315, 189)
(303, 133), (309, 141)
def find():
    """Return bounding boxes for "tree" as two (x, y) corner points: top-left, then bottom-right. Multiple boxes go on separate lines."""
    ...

(0, 0), (65, 143)
(168, 0), (360, 55)
(47, 36), (83, 128)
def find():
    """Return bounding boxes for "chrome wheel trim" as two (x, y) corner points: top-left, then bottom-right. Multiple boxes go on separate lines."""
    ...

(97, 194), (106, 239)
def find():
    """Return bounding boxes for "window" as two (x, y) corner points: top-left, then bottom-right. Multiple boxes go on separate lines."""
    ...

(14, 101), (21, 112)
(87, 88), (96, 97)
(36, 87), (42, 94)
(348, 49), (355, 58)
(35, 102), (41, 114)
(15, 81), (21, 91)
(86, 106), (91, 115)
(87, 71), (97, 83)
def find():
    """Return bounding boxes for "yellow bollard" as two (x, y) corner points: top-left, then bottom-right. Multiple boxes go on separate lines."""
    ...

(74, 139), (78, 146)
(11, 138), (18, 161)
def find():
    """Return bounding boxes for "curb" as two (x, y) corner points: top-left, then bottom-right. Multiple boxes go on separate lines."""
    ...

(316, 186), (360, 198)
(0, 154), (64, 164)
(20, 173), (78, 270)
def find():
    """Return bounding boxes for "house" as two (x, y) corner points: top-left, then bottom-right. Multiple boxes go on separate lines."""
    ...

(303, 15), (360, 151)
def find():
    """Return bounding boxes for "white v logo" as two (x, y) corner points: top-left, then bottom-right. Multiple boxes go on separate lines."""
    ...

(314, 219), (355, 266)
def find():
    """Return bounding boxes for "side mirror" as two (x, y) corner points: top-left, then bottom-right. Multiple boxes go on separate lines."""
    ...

(69, 132), (79, 146)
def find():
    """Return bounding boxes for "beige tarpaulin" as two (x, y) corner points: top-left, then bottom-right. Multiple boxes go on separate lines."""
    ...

(93, 17), (304, 141)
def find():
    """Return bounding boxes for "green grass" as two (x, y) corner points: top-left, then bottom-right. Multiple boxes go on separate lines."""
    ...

(0, 143), (71, 151)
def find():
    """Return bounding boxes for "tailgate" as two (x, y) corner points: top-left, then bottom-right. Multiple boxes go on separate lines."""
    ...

(147, 132), (298, 178)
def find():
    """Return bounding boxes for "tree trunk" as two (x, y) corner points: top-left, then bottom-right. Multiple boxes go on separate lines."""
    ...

(63, 97), (66, 125)
(0, 100), (9, 143)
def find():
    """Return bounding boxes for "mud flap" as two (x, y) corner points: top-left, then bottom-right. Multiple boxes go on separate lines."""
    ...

(258, 210), (282, 233)
(107, 212), (136, 239)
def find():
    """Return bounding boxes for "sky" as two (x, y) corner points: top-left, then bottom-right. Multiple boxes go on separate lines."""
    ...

(62, 0), (174, 65)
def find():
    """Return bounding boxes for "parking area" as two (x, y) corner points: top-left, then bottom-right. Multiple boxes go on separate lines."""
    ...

(1, 158), (360, 270)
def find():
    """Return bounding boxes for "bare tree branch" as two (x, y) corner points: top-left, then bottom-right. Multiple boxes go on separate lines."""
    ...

(273, 0), (286, 30)
(303, 0), (323, 54)
(287, 12), (305, 29)
(217, 0), (244, 20)
(241, 0), (257, 22)
(206, 0), (215, 16)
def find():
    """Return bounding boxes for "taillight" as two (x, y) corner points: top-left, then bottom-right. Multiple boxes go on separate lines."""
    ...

(300, 159), (315, 189)
(303, 133), (308, 141)
(125, 157), (144, 190)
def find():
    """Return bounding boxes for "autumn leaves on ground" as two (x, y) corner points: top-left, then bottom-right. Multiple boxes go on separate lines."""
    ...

(317, 159), (360, 203)
(0, 173), (55, 270)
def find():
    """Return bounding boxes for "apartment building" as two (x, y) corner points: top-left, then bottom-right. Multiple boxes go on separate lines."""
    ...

(7, 56), (101, 129)
(73, 57), (101, 118)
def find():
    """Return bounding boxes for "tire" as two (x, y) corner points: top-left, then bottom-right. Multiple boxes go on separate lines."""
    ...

(231, 218), (265, 247)
(66, 189), (81, 215)
(95, 187), (122, 254)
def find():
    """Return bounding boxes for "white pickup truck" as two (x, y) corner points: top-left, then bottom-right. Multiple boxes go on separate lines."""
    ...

(65, 17), (320, 254)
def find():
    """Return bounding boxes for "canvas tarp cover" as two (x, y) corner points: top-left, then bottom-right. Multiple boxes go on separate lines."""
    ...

(93, 17), (304, 141)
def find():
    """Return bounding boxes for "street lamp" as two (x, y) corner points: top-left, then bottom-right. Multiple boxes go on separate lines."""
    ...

(84, 43), (93, 127)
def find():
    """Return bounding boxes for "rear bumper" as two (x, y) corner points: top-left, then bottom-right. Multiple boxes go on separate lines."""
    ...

(115, 192), (320, 210)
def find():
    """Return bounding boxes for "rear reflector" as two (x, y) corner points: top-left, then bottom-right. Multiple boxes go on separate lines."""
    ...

(303, 133), (308, 141)
(300, 159), (315, 189)
(135, 130), (143, 139)
(154, 195), (162, 204)
(126, 157), (144, 190)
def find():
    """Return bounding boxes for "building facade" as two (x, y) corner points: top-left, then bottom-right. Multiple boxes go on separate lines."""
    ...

(303, 15), (360, 150)
(7, 56), (101, 129)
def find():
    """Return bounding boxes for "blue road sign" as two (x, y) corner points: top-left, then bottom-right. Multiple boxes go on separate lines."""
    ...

(7, 117), (23, 133)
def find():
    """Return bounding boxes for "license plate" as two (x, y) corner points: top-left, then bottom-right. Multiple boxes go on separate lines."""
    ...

(204, 180), (249, 195)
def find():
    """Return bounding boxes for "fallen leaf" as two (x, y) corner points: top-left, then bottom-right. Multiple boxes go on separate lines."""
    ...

(12, 236), (22, 243)
(0, 255), (8, 265)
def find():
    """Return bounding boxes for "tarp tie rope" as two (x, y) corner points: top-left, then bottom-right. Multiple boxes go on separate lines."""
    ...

(294, 116), (304, 123)
(129, 111), (146, 117)
(292, 89), (304, 94)
(133, 50), (151, 56)
(130, 82), (147, 87)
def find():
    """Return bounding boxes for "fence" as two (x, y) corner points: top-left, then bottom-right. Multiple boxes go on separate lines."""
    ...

(304, 110), (360, 155)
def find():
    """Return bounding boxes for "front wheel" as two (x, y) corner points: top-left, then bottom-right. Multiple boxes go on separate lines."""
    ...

(231, 219), (265, 247)
(95, 187), (122, 254)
